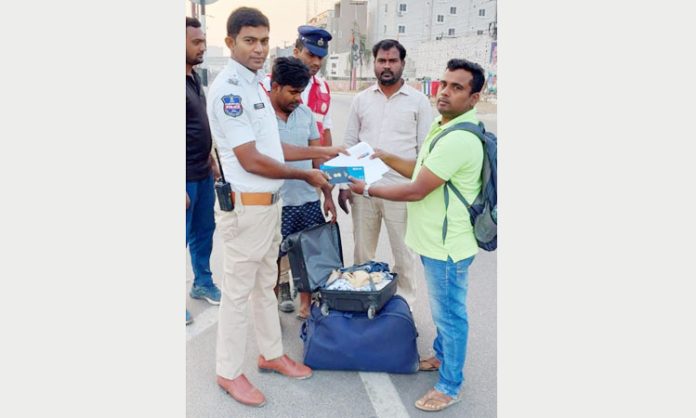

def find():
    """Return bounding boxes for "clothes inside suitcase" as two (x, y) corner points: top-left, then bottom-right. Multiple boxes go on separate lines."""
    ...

(281, 222), (398, 319)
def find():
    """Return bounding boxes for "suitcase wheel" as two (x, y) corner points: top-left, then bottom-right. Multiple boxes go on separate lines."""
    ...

(367, 305), (376, 320)
(320, 302), (330, 316)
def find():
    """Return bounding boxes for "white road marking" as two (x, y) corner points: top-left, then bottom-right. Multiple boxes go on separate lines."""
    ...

(186, 306), (219, 342)
(359, 372), (411, 418)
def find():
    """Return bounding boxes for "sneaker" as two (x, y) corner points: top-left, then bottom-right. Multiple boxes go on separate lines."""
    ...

(190, 284), (221, 305)
(186, 310), (193, 325)
(278, 282), (295, 313)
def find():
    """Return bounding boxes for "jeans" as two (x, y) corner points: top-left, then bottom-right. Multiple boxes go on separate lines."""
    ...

(421, 254), (475, 398)
(186, 174), (215, 289)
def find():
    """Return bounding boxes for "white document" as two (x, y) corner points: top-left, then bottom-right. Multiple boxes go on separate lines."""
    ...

(323, 142), (390, 184)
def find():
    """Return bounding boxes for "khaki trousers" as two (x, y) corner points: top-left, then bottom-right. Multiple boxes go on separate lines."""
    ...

(351, 193), (420, 307)
(215, 201), (284, 380)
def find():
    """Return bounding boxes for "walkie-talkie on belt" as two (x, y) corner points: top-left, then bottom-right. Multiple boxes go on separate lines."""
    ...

(213, 147), (234, 211)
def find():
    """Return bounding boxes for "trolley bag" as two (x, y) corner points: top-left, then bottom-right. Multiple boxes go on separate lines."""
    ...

(281, 222), (398, 319)
(300, 295), (419, 373)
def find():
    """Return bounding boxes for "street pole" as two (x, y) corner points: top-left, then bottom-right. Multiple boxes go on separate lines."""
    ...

(190, 0), (219, 85)
(200, 2), (206, 33)
(350, 30), (355, 90)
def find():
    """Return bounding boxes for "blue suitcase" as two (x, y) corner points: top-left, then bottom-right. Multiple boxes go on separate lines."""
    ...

(300, 295), (419, 373)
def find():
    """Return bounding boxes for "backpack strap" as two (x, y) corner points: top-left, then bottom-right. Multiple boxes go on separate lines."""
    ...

(446, 181), (472, 212)
(428, 122), (485, 154)
(426, 121), (485, 243)
(442, 181), (478, 243)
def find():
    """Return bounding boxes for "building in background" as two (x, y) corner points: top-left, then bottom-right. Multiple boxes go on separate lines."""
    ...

(318, 0), (371, 86)
(308, 9), (332, 28)
(366, 0), (496, 53)
(327, 0), (368, 56)
(307, 0), (496, 95)
(306, 0), (339, 22)
(366, 0), (497, 88)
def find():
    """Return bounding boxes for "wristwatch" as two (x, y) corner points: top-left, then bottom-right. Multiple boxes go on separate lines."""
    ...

(363, 183), (371, 199)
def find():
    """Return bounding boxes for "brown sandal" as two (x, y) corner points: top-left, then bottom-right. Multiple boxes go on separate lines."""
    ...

(418, 356), (442, 372)
(415, 388), (461, 412)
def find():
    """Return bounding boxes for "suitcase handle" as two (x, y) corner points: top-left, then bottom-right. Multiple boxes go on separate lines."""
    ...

(280, 237), (293, 253)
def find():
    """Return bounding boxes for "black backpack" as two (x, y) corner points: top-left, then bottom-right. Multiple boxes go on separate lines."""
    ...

(427, 121), (497, 251)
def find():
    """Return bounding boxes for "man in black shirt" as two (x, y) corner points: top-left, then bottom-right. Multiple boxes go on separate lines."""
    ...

(186, 17), (221, 325)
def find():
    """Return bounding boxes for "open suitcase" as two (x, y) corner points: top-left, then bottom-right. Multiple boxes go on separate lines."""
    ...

(281, 222), (398, 319)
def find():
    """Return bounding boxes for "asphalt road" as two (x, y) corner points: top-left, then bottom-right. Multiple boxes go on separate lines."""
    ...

(187, 91), (497, 418)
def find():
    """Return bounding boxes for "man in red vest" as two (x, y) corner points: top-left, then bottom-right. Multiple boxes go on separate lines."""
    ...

(293, 25), (334, 147)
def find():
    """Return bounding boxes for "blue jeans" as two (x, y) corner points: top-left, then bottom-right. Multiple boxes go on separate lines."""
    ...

(421, 254), (475, 398)
(186, 175), (215, 288)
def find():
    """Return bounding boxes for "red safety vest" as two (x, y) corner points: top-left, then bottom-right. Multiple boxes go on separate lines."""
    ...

(304, 76), (331, 145)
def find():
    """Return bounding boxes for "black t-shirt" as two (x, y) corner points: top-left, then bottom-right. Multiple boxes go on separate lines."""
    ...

(186, 71), (213, 181)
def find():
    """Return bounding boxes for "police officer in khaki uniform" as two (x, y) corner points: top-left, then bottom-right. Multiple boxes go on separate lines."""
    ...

(206, 7), (329, 408)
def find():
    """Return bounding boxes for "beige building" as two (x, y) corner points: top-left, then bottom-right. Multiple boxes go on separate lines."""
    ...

(366, 0), (497, 80)
(327, 0), (369, 56)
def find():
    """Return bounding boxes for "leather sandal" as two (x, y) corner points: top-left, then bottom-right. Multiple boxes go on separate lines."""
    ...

(415, 388), (462, 412)
(418, 356), (441, 372)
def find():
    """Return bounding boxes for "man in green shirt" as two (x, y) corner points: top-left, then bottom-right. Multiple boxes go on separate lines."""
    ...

(349, 58), (486, 413)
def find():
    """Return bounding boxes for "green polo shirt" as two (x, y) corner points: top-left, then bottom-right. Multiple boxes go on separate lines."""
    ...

(404, 108), (483, 262)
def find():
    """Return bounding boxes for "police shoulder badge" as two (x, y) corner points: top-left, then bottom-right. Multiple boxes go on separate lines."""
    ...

(221, 94), (243, 117)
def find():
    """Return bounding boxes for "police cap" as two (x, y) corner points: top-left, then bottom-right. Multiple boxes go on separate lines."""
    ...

(297, 25), (332, 58)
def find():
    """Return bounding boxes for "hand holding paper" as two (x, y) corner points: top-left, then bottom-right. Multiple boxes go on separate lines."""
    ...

(321, 142), (389, 184)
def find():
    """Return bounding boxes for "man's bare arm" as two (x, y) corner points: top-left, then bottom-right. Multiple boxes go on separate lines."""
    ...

(281, 142), (346, 162)
(234, 142), (329, 188)
(348, 165), (445, 202)
(370, 149), (418, 179)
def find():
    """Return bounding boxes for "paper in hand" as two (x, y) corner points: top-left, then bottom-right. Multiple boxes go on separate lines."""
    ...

(322, 142), (389, 184)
